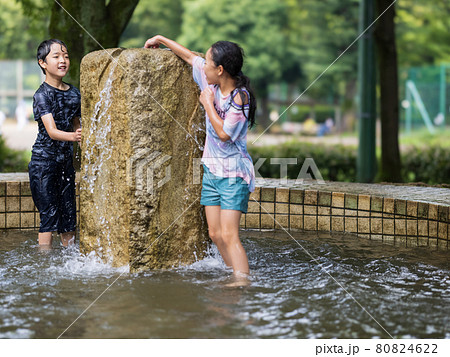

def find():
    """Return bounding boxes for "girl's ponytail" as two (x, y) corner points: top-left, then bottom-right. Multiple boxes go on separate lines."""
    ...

(235, 72), (256, 128)
(211, 41), (257, 128)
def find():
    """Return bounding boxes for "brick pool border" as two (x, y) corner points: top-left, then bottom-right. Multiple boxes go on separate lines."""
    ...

(1, 173), (448, 250)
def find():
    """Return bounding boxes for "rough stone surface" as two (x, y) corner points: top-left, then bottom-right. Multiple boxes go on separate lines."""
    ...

(79, 48), (208, 271)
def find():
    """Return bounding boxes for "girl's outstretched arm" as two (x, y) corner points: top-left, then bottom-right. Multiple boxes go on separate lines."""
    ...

(144, 35), (196, 66)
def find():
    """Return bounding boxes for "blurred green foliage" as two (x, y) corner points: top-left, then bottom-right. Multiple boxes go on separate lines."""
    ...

(0, 136), (30, 172)
(119, 0), (183, 49)
(178, 0), (292, 98)
(2, 0), (449, 183)
(249, 141), (357, 182)
(396, 0), (450, 67)
(287, 106), (312, 123)
(0, 0), (50, 60)
(288, 105), (335, 123)
(401, 145), (450, 184)
(249, 141), (450, 184)
(6, 0), (450, 100)
(292, 0), (359, 104)
(399, 127), (450, 148)
(23, 73), (41, 91)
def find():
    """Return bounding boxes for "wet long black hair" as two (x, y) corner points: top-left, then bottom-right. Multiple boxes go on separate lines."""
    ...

(210, 41), (257, 128)
(37, 39), (68, 74)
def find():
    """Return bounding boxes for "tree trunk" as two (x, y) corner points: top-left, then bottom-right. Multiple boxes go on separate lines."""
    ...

(375, 0), (402, 182)
(49, 0), (139, 170)
(342, 78), (357, 132)
(254, 80), (271, 129)
(49, 0), (139, 87)
(259, 95), (270, 129)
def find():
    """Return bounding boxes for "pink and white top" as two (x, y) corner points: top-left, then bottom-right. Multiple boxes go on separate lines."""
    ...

(192, 56), (255, 192)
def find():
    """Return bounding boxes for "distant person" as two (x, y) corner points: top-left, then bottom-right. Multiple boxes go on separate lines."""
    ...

(433, 113), (444, 126)
(302, 117), (317, 135)
(317, 117), (334, 136)
(0, 110), (5, 135)
(15, 100), (28, 130)
(28, 39), (82, 248)
(145, 36), (256, 281)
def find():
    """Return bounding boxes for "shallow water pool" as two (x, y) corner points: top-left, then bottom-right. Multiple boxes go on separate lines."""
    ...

(0, 229), (449, 338)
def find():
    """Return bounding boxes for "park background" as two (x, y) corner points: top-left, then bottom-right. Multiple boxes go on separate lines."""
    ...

(0, 0), (449, 185)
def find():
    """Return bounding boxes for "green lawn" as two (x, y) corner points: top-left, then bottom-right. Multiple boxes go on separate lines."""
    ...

(324, 126), (450, 148)
(399, 127), (450, 148)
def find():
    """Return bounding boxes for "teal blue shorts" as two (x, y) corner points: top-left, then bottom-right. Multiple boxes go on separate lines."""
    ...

(200, 165), (250, 213)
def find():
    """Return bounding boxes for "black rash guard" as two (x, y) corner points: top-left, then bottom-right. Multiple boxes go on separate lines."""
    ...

(31, 81), (81, 163)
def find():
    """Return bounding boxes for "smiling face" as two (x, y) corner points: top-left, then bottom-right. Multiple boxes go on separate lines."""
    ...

(204, 48), (222, 85)
(39, 43), (70, 79)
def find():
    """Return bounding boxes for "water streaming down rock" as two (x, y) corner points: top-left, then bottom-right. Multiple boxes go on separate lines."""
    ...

(80, 48), (209, 272)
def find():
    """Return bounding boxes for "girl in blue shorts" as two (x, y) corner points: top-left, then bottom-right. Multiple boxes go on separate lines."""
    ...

(144, 36), (256, 277)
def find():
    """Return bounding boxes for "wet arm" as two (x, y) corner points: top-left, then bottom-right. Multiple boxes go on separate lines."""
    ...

(42, 113), (81, 142)
(144, 35), (196, 66)
(199, 87), (248, 142)
(202, 101), (231, 142)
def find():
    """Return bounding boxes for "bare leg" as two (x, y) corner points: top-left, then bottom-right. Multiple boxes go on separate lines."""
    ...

(205, 206), (232, 267)
(220, 209), (249, 276)
(61, 231), (76, 247)
(38, 232), (53, 246)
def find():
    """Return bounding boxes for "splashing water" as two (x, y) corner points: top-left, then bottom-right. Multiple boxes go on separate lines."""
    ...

(0, 230), (449, 338)
(83, 62), (117, 194)
(81, 62), (120, 256)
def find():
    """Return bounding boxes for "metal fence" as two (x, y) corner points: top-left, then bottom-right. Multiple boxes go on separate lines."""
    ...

(0, 60), (45, 118)
(400, 64), (450, 133)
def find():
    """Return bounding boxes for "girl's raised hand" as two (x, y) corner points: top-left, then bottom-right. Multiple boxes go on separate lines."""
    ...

(144, 36), (160, 49)
(199, 87), (214, 108)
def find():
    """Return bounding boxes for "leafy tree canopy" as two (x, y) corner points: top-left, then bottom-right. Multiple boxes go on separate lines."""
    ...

(120, 0), (183, 49)
(291, 0), (360, 103)
(396, 0), (450, 66)
(0, 0), (50, 60)
(177, 0), (292, 95)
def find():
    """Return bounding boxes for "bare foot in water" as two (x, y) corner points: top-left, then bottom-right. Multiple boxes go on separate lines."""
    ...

(61, 232), (76, 247)
(38, 244), (53, 252)
(225, 272), (251, 287)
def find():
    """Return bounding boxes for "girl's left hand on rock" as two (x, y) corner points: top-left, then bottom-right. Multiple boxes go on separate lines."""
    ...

(144, 36), (160, 49)
(200, 87), (214, 107)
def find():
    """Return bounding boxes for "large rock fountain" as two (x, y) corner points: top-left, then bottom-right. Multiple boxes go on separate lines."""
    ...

(79, 48), (208, 272)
